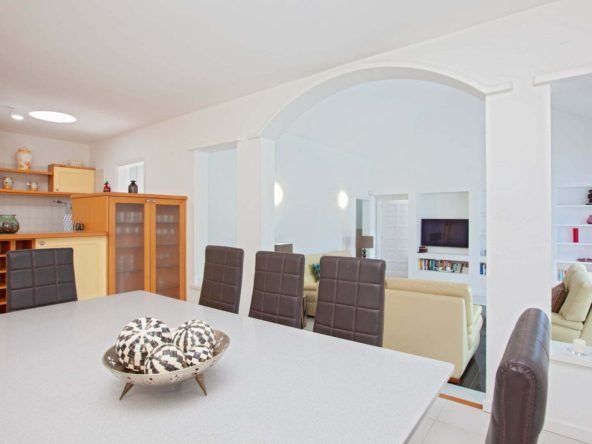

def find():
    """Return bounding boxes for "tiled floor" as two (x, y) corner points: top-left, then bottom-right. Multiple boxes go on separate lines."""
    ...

(409, 398), (585, 444)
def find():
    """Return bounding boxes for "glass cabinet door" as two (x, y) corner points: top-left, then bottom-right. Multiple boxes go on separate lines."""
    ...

(153, 202), (182, 298)
(113, 201), (148, 293)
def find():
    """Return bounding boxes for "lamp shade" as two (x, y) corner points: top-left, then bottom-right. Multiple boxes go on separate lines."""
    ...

(274, 243), (293, 253)
(357, 236), (374, 249)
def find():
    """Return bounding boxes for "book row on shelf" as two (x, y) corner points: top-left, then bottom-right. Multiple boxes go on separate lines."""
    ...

(418, 259), (467, 274)
(557, 269), (567, 281)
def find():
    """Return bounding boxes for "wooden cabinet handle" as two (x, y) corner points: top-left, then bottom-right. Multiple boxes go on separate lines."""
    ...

(39, 240), (45, 246)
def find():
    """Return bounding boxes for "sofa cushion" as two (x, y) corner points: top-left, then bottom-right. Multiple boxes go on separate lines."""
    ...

(551, 282), (567, 313)
(559, 268), (592, 322)
(386, 278), (474, 322)
(550, 312), (584, 331)
(563, 263), (588, 292)
(303, 250), (351, 286)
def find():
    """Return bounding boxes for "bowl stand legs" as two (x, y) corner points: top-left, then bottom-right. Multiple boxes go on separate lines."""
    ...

(118, 375), (207, 400)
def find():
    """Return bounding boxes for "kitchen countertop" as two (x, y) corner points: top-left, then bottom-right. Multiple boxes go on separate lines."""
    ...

(0, 231), (107, 240)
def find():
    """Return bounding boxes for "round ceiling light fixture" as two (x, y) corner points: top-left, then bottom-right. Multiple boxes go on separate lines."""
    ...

(29, 110), (77, 123)
(10, 112), (24, 121)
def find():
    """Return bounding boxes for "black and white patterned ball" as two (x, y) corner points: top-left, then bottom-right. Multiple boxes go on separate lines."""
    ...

(172, 320), (217, 353)
(144, 344), (186, 374)
(185, 345), (213, 367)
(115, 317), (172, 372)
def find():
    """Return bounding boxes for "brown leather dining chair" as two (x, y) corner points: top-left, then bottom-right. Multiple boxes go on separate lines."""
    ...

(486, 308), (550, 444)
(313, 256), (386, 346)
(249, 251), (305, 328)
(6, 248), (78, 312)
(199, 245), (244, 314)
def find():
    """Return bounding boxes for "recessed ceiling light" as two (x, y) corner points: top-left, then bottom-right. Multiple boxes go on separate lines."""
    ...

(29, 110), (77, 123)
(10, 112), (24, 121)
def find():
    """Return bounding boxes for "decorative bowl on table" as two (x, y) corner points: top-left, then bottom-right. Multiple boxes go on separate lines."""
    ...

(103, 329), (230, 400)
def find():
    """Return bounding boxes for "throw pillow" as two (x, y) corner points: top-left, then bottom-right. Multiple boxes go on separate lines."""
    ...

(311, 263), (321, 282)
(560, 269), (592, 322)
(551, 282), (567, 313)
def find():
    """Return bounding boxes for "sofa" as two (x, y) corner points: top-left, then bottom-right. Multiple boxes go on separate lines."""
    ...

(303, 249), (351, 316)
(551, 264), (592, 344)
(383, 278), (483, 380)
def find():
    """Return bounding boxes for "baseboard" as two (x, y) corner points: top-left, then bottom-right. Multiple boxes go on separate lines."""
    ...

(544, 417), (592, 443)
(482, 399), (492, 413)
(439, 393), (482, 410)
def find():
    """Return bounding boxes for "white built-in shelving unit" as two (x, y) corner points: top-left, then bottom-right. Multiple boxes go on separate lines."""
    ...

(554, 186), (592, 281)
(408, 190), (487, 305)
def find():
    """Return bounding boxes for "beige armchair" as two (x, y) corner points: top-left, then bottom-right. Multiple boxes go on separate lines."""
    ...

(383, 278), (483, 381)
(303, 249), (352, 316)
(551, 264), (592, 344)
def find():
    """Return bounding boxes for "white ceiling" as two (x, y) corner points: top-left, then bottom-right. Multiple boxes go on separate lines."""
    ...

(0, 0), (554, 143)
(552, 74), (592, 121)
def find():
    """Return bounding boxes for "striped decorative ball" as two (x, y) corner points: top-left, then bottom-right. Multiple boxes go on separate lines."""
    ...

(115, 317), (172, 372)
(144, 344), (186, 374)
(185, 345), (213, 367)
(172, 320), (217, 353)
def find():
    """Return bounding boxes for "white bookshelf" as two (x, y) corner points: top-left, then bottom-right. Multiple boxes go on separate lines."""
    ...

(554, 186), (592, 280)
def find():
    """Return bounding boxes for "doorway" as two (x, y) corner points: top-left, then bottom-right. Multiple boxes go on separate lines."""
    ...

(377, 195), (409, 278)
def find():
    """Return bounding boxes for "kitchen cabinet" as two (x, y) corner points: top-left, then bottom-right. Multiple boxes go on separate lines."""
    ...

(49, 164), (95, 193)
(72, 193), (186, 300)
(35, 236), (107, 300)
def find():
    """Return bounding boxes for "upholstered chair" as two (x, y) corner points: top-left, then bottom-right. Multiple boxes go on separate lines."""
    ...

(199, 245), (244, 314)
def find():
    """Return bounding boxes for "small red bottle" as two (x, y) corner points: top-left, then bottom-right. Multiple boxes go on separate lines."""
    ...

(573, 227), (579, 243)
(103, 181), (111, 192)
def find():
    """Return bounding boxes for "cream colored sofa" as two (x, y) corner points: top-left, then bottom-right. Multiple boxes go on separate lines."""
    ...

(383, 278), (483, 380)
(552, 264), (592, 344)
(303, 249), (351, 316)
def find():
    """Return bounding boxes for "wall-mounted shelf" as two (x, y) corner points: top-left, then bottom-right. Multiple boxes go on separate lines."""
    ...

(557, 242), (592, 247)
(0, 189), (73, 197)
(0, 167), (53, 176)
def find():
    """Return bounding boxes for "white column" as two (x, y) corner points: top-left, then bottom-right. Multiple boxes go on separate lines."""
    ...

(484, 82), (552, 410)
(236, 137), (276, 315)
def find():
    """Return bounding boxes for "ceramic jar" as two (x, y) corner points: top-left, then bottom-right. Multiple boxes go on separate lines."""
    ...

(16, 147), (32, 170)
(587, 215), (592, 225)
(2, 176), (14, 190)
(0, 215), (20, 233)
(26, 181), (39, 191)
(128, 180), (138, 193)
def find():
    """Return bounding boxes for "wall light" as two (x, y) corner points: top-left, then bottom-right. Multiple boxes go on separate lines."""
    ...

(337, 190), (349, 209)
(274, 182), (284, 206)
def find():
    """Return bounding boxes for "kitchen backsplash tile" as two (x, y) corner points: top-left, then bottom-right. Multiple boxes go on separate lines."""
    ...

(0, 196), (69, 232)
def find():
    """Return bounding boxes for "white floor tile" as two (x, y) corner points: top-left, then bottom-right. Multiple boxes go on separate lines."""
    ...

(408, 418), (434, 444)
(539, 431), (587, 444)
(423, 421), (483, 444)
(437, 398), (490, 437)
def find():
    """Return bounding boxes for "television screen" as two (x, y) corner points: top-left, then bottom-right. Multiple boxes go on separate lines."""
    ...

(421, 219), (469, 248)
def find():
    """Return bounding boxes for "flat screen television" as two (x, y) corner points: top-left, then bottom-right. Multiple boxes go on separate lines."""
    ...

(421, 219), (469, 248)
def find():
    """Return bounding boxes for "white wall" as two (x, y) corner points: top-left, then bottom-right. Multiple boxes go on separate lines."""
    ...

(551, 108), (592, 187)
(0, 130), (90, 231)
(274, 79), (485, 256)
(89, 2), (592, 434)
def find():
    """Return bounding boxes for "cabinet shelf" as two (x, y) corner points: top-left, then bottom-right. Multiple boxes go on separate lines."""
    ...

(0, 167), (53, 176)
(0, 189), (73, 197)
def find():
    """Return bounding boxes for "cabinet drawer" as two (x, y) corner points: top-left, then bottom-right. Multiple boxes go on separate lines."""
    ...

(35, 236), (107, 300)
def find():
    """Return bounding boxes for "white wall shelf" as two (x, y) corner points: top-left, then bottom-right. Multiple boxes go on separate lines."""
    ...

(557, 242), (592, 247)
(416, 253), (469, 261)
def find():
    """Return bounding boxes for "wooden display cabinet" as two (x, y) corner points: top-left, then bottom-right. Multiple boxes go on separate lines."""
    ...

(72, 193), (187, 300)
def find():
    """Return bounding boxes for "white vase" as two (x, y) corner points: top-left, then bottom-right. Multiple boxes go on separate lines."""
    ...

(63, 213), (73, 232)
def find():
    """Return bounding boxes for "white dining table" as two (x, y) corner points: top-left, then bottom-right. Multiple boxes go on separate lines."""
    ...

(0, 291), (452, 443)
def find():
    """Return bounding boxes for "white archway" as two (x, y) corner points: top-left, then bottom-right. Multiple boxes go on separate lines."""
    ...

(259, 63), (507, 140)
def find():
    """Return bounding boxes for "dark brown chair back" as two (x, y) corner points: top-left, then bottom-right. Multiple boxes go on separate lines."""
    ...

(249, 251), (305, 328)
(486, 308), (550, 444)
(313, 256), (385, 346)
(7, 248), (77, 312)
(199, 245), (244, 314)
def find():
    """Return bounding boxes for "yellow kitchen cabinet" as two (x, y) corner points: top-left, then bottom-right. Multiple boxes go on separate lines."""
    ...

(49, 164), (95, 193)
(35, 236), (107, 300)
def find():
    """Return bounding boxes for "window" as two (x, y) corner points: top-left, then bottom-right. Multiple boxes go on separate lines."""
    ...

(117, 161), (145, 192)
